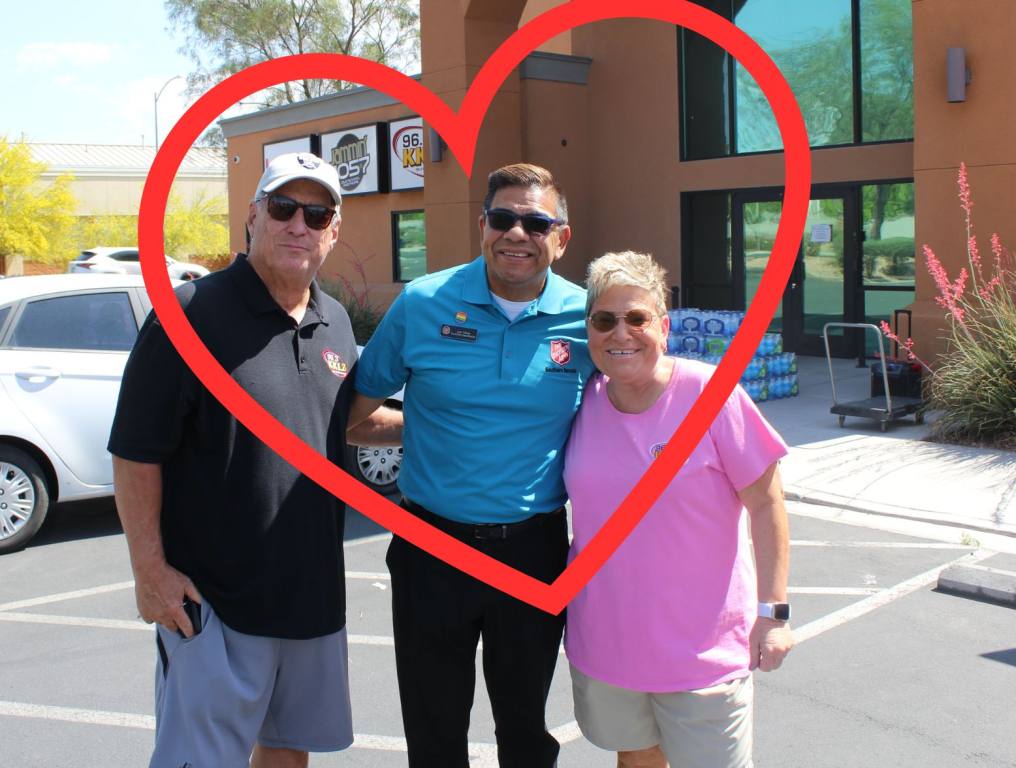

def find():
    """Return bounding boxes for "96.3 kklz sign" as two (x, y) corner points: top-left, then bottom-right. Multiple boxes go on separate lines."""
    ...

(389, 117), (424, 191)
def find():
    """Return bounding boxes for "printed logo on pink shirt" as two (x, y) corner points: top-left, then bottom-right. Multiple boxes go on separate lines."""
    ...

(649, 442), (667, 459)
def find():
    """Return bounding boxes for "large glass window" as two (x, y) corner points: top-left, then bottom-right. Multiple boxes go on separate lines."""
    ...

(681, 0), (913, 159)
(735, 0), (853, 153)
(393, 210), (426, 282)
(860, 0), (914, 142)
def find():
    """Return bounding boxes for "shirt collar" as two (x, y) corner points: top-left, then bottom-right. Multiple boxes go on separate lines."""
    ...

(228, 254), (328, 325)
(460, 255), (572, 315)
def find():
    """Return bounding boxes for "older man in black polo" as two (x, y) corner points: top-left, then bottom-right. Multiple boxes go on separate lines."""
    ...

(109, 153), (400, 768)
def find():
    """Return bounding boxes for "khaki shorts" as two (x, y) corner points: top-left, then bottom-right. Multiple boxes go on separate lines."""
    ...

(570, 664), (754, 768)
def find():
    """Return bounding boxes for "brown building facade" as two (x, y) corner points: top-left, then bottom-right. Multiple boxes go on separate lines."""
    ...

(221, 0), (1008, 359)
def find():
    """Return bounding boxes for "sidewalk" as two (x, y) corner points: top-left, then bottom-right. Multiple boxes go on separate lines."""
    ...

(758, 355), (1016, 547)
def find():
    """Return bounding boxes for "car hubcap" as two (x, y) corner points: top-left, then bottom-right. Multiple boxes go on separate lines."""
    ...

(355, 446), (403, 487)
(0, 462), (35, 540)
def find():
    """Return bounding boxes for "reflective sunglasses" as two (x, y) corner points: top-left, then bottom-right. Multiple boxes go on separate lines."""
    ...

(483, 208), (566, 237)
(588, 309), (658, 333)
(260, 194), (337, 230)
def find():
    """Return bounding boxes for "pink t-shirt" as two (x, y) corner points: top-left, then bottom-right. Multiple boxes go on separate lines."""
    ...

(563, 358), (788, 692)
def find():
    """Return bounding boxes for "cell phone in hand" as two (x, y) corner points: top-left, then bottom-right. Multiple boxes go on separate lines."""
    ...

(178, 597), (202, 639)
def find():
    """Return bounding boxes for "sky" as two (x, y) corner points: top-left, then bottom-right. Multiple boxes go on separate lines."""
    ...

(2, 1), (252, 146)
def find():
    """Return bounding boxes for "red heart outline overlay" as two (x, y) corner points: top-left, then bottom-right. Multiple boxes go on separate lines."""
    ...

(138, 0), (810, 615)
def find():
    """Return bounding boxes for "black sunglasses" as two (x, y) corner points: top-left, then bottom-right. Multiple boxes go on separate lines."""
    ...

(260, 194), (338, 230)
(588, 309), (658, 333)
(483, 208), (566, 237)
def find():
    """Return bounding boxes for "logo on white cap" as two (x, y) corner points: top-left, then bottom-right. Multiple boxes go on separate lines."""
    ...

(296, 154), (321, 169)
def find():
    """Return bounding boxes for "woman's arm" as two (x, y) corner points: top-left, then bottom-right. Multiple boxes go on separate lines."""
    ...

(739, 462), (795, 671)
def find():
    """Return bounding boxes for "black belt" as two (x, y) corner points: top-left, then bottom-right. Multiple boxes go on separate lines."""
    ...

(401, 497), (565, 541)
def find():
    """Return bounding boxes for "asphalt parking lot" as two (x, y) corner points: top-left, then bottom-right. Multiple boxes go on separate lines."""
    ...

(1, 500), (1014, 767)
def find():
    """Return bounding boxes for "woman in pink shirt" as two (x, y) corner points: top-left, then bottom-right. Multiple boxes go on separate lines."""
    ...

(564, 251), (795, 768)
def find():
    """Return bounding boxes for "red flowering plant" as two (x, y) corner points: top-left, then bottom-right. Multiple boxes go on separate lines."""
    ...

(318, 242), (385, 344)
(883, 163), (1016, 447)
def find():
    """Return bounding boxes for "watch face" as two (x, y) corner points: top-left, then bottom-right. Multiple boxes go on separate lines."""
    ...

(773, 603), (791, 621)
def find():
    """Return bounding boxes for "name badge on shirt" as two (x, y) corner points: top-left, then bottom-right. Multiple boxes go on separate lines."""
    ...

(440, 324), (478, 342)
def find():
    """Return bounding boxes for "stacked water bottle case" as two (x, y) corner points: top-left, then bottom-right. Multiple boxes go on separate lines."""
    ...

(666, 308), (799, 402)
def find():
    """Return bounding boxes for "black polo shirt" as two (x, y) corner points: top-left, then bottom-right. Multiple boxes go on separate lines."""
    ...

(108, 255), (357, 638)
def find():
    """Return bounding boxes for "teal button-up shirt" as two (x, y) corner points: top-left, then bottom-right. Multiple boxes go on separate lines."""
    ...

(355, 256), (594, 523)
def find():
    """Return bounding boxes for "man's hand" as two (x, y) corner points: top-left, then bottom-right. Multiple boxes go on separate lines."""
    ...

(749, 618), (794, 671)
(134, 561), (203, 638)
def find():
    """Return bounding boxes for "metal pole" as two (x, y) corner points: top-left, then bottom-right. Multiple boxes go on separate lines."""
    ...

(154, 76), (182, 150)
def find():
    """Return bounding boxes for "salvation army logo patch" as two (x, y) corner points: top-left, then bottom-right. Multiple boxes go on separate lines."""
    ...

(322, 348), (349, 378)
(550, 339), (571, 366)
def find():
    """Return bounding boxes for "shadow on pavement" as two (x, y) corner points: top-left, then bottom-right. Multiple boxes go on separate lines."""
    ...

(981, 648), (1016, 668)
(28, 498), (123, 548)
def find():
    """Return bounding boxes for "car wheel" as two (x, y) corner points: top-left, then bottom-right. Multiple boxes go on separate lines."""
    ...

(345, 443), (403, 496)
(0, 446), (50, 554)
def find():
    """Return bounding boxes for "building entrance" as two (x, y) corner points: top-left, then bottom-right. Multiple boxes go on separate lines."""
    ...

(733, 187), (858, 356)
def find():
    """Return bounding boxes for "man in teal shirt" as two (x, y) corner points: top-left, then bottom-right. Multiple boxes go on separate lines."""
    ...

(350, 164), (594, 767)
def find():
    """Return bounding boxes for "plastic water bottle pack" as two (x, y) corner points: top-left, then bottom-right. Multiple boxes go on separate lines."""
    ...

(665, 308), (797, 403)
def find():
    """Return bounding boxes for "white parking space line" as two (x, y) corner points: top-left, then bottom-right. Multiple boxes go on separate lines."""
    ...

(347, 571), (390, 580)
(0, 612), (149, 631)
(0, 699), (508, 758)
(0, 700), (155, 730)
(789, 540), (972, 549)
(788, 587), (881, 596)
(0, 611), (398, 647)
(0, 573), (390, 616)
(550, 720), (584, 744)
(793, 549), (995, 644)
(345, 532), (393, 548)
(0, 581), (135, 612)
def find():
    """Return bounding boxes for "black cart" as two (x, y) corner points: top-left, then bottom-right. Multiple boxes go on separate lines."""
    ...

(823, 322), (926, 432)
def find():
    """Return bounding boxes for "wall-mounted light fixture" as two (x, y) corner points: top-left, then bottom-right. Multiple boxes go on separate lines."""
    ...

(947, 47), (972, 102)
(429, 127), (447, 163)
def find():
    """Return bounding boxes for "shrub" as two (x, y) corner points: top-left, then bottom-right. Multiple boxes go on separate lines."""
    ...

(864, 237), (915, 278)
(883, 163), (1016, 447)
(317, 244), (384, 345)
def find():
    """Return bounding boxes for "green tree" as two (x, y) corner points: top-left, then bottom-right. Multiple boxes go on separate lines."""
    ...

(77, 191), (229, 260)
(164, 191), (229, 258)
(0, 138), (77, 272)
(166, 0), (420, 107)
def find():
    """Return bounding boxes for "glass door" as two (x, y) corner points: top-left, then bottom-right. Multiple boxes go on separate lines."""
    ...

(733, 188), (859, 356)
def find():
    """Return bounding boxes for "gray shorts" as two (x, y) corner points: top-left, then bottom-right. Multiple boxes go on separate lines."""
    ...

(571, 664), (754, 768)
(150, 602), (353, 768)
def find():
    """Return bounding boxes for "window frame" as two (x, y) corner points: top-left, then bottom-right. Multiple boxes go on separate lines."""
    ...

(391, 209), (426, 284)
(678, 0), (913, 161)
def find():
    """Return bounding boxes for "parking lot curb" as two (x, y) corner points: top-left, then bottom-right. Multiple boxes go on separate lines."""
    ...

(936, 564), (1016, 608)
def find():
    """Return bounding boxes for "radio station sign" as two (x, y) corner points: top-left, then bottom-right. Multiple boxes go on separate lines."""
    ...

(321, 124), (387, 196)
(263, 136), (312, 169)
(389, 117), (424, 191)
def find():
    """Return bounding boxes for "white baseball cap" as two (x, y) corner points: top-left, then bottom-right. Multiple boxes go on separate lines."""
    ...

(256, 152), (342, 206)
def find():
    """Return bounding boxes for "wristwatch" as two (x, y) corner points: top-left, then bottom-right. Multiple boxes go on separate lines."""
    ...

(757, 602), (791, 621)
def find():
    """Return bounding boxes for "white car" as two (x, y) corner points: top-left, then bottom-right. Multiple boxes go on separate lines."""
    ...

(68, 247), (209, 281)
(348, 345), (403, 497)
(0, 274), (159, 553)
(0, 276), (402, 553)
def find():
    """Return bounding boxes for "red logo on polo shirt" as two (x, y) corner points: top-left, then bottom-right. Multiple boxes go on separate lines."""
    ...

(550, 339), (571, 366)
(322, 348), (349, 378)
